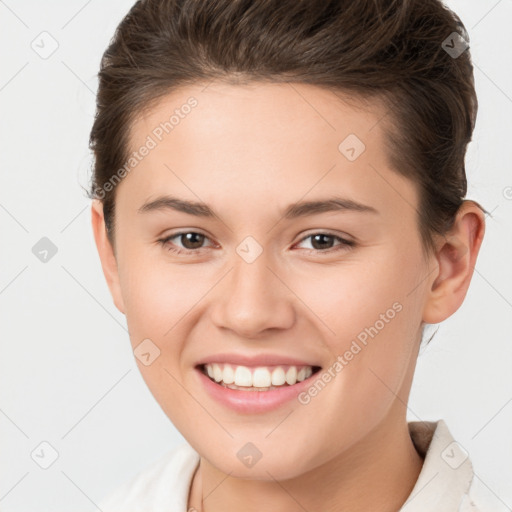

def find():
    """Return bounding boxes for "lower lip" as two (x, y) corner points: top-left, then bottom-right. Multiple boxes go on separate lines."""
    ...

(195, 367), (319, 414)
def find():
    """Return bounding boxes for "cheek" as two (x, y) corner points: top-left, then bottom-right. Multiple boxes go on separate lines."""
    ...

(115, 248), (214, 408)
(117, 245), (208, 342)
(290, 255), (409, 341)
(287, 260), (421, 458)
(289, 246), (423, 386)
(115, 248), (202, 426)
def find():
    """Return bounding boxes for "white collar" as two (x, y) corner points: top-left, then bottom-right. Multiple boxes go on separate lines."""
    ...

(399, 419), (474, 511)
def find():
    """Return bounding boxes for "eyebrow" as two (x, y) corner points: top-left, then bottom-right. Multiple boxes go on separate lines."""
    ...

(137, 195), (379, 218)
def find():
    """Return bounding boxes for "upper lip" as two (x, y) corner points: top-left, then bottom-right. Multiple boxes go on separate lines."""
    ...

(194, 353), (322, 368)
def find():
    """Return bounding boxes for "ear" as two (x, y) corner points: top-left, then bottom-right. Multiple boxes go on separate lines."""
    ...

(422, 200), (486, 324)
(91, 199), (126, 315)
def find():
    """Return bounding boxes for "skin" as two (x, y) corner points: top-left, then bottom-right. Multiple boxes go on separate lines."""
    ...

(91, 81), (485, 512)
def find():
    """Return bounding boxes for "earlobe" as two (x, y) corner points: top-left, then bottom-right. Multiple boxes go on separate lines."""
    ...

(422, 201), (486, 324)
(90, 200), (126, 315)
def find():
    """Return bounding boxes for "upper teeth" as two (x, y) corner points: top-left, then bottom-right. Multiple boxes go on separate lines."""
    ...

(204, 363), (314, 387)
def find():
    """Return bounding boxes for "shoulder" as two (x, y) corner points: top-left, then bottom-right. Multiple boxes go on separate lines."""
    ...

(98, 442), (200, 512)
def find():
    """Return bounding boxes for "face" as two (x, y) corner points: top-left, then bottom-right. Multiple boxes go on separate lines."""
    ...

(94, 82), (436, 479)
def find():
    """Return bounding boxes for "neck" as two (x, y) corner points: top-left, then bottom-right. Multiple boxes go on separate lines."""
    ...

(188, 409), (424, 512)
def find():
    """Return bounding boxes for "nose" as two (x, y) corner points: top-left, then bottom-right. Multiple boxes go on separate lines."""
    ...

(209, 250), (296, 338)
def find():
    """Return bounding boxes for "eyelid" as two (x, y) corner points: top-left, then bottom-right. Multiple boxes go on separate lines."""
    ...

(293, 231), (355, 251)
(159, 229), (355, 256)
(160, 230), (352, 245)
(295, 229), (354, 244)
(160, 230), (216, 249)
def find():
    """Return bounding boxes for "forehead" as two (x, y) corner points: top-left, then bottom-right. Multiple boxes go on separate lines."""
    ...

(130, 81), (390, 157)
(119, 81), (415, 225)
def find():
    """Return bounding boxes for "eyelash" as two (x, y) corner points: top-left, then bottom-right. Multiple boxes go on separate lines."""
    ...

(157, 231), (356, 256)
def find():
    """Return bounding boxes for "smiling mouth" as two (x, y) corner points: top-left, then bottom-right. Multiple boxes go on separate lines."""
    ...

(198, 363), (322, 391)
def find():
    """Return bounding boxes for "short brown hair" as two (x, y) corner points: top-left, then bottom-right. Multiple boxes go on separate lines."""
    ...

(88, 0), (487, 257)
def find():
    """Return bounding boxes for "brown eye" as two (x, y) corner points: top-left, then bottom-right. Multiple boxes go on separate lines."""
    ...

(295, 232), (355, 253)
(178, 232), (206, 249)
(158, 231), (213, 254)
(310, 234), (336, 250)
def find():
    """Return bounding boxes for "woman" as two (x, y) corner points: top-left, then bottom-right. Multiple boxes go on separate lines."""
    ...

(89, 0), (488, 510)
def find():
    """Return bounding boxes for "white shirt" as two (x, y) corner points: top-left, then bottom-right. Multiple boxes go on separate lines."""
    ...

(98, 419), (493, 511)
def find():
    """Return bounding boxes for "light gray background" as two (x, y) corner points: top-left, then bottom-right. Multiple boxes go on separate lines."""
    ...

(1, 1), (511, 510)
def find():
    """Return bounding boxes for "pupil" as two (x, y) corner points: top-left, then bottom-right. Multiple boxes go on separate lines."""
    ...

(182, 233), (204, 249)
(311, 234), (333, 250)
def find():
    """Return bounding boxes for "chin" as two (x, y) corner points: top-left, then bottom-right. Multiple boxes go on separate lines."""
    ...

(198, 442), (318, 481)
